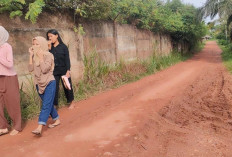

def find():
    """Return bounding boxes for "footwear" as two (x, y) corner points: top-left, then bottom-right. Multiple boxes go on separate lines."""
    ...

(68, 104), (75, 110)
(32, 129), (42, 136)
(0, 128), (9, 136)
(68, 103), (75, 109)
(48, 123), (60, 128)
(10, 129), (19, 136)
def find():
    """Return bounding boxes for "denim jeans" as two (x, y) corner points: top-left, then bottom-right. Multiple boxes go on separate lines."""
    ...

(37, 80), (59, 125)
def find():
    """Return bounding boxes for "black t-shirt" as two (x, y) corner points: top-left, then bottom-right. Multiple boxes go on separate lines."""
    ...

(50, 43), (71, 76)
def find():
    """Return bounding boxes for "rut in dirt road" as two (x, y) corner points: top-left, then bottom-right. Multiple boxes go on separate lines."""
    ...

(110, 41), (232, 157)
(1, 41), (232, 157)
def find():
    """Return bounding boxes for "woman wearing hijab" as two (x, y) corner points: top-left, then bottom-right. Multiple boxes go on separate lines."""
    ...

(28, 36), (60, 135)
(46, 29), (74, 109)
(0, 26), (22, 136)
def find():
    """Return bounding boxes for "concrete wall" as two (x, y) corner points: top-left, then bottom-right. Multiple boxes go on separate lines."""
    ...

(0, 13), (187, 86)
(83, 22), (116, 63)
(83, 22), (174, 63)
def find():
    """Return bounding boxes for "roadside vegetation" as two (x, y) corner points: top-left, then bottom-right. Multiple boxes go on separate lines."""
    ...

(1, 0), (206, 49)
(218, 37), (232, 73)
(211, 20), (232, 73)
(19, 46), (204, 121)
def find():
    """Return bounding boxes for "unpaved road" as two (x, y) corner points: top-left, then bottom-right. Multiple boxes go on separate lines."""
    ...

(1, 41), (232, 157)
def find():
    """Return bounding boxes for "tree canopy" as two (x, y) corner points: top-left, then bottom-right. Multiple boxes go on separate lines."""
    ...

(0, 0), (207, 48)
(199, 0), (232, 40)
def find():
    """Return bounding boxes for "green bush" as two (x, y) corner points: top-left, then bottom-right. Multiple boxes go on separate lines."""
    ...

(218, 39), (229, 46)
(19, 76), (41, 120)
(219, 41), (232, 73)
(0, 0), (206, 50)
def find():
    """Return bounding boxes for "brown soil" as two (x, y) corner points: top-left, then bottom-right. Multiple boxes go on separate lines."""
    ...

(1, 41), (232, 157)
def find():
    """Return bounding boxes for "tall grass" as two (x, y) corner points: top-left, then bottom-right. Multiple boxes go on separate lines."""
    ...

(219, 40), (232, 73)
(145, 52), (182, 73)
(19, 76), (41, 120)
(17, 49), (196, 120)
(70, 50), (193, 102)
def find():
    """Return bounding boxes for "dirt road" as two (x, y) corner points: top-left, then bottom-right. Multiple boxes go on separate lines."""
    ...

(1, 41), (232, 157)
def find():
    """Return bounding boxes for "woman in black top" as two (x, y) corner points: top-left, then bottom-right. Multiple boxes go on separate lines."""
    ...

(46, 29), (75, 109)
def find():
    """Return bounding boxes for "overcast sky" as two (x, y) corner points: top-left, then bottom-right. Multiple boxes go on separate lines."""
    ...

(181, 0), (218, 23)
(182, 0), (205, 8)
(182, 0), (218, 23)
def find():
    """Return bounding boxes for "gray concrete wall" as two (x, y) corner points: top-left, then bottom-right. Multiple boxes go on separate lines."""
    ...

(0, 13), (188, 86)
(82, 22), (116, 63)
(83, 22), (174, 63)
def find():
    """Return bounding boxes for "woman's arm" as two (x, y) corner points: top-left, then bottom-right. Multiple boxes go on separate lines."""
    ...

(0, 44), (14, 68)
(64, 45), (71, 78)
(28, 47), (34, 72)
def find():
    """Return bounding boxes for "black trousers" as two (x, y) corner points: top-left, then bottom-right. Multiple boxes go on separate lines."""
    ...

(54, 75), (74, 106)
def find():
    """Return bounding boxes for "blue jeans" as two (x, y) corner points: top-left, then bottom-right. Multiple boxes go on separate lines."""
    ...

(36, 80), (59, 125)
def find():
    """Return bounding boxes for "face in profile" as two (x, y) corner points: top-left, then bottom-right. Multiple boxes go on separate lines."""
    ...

(47, 33), (58, 44)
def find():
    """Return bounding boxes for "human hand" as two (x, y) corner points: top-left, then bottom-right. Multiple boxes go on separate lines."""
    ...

(66, 70), (71, 78)
(48, 40), (52, 50)
(48, 40), (52, 45)
(29, 47), (34, 57)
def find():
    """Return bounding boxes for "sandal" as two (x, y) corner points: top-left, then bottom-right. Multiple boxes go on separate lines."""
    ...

(48, 123), (60, 128)
(32, 129), (42, 136)
(10, 129), (19, 136)
(0, 129), (9, 136)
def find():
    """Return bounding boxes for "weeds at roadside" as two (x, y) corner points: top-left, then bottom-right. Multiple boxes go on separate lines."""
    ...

(218, 40), (232, 73)
(17, 47), (199, 120)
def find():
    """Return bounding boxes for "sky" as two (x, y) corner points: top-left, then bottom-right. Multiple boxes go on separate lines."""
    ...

(181, 0), (219, 23)
(182, 0), (205, 8)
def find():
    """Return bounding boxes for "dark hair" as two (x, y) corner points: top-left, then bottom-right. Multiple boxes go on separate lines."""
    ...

(46, 29), (64, 44)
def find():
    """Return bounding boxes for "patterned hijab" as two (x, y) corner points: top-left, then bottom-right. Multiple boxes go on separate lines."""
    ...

(0, 26), (9, 46)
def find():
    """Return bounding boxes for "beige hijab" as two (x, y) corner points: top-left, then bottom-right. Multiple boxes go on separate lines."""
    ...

(0, 26), (9, 46)
(32, 36), (50, 66)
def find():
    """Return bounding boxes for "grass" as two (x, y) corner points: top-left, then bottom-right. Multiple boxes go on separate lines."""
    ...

(19, 76), (41, 121)
(58, 48), (197, 106)
(219, 40), (232, 73)
(6, 45), (203, 121)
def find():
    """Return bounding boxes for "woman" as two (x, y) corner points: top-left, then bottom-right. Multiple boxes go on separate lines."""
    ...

(46, 29), (74, 109)
(28, 36), (60, 135)
(0, 26), (21, 136)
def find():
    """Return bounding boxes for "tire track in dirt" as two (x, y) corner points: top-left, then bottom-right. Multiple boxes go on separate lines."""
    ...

(109, 41), (232, 157)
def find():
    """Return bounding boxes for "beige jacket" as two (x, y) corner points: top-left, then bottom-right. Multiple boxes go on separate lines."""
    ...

(28, 36), (55, 94)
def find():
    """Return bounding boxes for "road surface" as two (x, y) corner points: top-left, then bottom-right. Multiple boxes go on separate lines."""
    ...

(1, 41), (232, 157)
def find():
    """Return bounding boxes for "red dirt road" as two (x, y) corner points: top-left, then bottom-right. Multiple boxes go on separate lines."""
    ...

(1, 41), (232, 157)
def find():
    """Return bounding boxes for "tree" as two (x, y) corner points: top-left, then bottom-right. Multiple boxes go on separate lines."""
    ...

(0, 0), (206, 50)
(199, 0), (232, 40)
(0, 0), (45, 23)
(199, 0), (232, 20)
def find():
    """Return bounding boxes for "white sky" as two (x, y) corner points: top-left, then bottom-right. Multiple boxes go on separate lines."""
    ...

(181, 0), (205, 8)
(181, 0), (219, 23)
